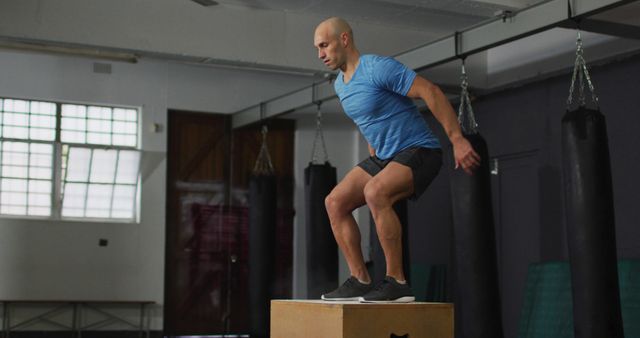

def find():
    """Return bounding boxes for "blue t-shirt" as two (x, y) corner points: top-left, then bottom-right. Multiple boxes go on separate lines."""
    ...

(334, 54), (440, 160)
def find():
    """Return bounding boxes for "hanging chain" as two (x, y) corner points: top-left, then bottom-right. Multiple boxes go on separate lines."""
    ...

(567, 30), (599, 109)
(310, 102), (329, 164)
(458, 60), (478, 134)
(253, 124), (274, 175)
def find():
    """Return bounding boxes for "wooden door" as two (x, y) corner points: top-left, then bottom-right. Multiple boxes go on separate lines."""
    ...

(164, 111), (294, 335)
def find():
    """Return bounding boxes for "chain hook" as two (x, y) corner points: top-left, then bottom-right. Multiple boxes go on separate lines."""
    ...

(253, 124), (274, 175)
(567, 29), (599, 109)
(458, 58), (478, 134)
(310, 101), (329, 164)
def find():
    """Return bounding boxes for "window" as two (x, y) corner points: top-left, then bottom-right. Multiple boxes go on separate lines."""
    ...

(0, 97), (140, 222)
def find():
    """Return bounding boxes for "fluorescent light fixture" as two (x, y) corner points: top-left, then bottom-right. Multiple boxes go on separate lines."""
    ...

(190, 0), (219, 6)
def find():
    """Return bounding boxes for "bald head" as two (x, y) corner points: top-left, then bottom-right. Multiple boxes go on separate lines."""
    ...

(317, 17), (353, 41)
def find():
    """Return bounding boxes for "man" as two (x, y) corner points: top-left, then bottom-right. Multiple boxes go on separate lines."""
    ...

(314, 17), (480, 303)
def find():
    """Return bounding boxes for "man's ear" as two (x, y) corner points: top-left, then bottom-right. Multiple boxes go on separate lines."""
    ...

(340, 32), (349, 47)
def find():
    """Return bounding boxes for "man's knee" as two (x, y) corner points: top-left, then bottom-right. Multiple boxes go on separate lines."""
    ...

(325, 192), (348, 219)
(364, 180), (390, 210)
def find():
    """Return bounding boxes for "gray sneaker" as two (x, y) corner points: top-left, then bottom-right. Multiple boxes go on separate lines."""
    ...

(359, 276), (415, 303)
(321, 276), (373, 301)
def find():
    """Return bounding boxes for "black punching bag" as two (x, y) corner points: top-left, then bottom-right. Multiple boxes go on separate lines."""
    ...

(449, 133), (503, 338)
(561, 107), (623, 338)
(248, 174), (277, 338)
(305, 162), (338, 299)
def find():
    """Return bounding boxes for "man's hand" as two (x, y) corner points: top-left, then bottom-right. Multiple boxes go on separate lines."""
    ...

(452, 135), (481, 175)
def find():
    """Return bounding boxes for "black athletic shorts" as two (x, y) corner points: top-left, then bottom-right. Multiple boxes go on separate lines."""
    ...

(357, 147), (443, 201)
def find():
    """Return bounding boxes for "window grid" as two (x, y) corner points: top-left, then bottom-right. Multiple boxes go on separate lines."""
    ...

(0, 141), (4, 212)
(27, 142), (47, 216)
(1, 99), (56, 142)
(61, 146), (139, 220)
(84, 106), (89, 146)
(0, 97), (140, 222)
(52, 142), (62, 220)
(61, 104), (138, 147)
(0, 141), (54, 217)
(83, 147), (93, 218)
(109, 151), (120, 218)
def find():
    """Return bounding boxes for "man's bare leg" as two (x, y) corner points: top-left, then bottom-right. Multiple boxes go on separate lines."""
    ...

(324, 166), (372, 283)
(363, 162), (414, 282)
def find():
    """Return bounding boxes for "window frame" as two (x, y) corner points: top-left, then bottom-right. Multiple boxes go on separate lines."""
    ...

(0, 96), (142, 223)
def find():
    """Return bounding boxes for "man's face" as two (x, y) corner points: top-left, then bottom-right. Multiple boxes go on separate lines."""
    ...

(314, 24), (344, 71)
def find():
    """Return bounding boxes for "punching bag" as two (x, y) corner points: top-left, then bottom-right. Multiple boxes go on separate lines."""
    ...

(305, 103), (341, 298)
(562, 107), (623, 338)
(449, 133), (503, 338)
(561, 31), (623, 338)
(449, 60), (503, 338)
(305, 162), (338, 299)
(248, 126), (277, 338)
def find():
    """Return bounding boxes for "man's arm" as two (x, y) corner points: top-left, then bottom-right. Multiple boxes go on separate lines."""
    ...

(368, 143), (375, 157)
(406, 75), (480, 175)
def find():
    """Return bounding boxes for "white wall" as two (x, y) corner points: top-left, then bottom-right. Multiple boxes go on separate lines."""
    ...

(0, 48), (317, 329)
(291, 111), (370, 298)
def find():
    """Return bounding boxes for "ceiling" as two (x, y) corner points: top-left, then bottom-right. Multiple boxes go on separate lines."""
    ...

(0, 0), (639, 117)
(212, 0), (544, 33)
(591, 0), (640, 25)
(285, 0), (640, 117)
(1, 0), (637, 74)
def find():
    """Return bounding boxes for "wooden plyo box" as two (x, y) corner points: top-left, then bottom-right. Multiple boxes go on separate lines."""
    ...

(271, 300), (453, 338)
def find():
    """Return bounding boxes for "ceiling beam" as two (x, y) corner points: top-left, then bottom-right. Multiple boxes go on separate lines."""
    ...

(467, 0), (532, 9)
(558, 19), (640, 40)
(232, 0), (638, 128)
